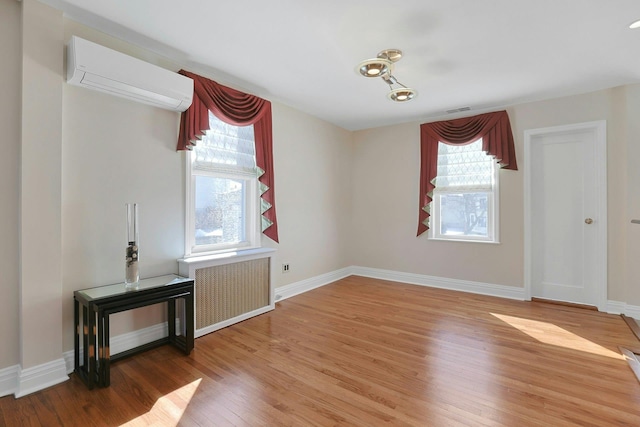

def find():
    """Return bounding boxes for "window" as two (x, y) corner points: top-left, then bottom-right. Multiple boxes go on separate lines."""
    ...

(429, 139), (499, 242)
(185, 113), (259, 255)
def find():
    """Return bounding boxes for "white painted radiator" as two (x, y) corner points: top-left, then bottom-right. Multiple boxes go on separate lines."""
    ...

(178, 249), (275, 337)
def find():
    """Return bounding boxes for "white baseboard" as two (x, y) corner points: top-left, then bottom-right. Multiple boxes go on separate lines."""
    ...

(14, 359), (68, 398)
(275, 267), (352, 301)
(63, 319), (181, 374)
(278, 266), (640, 319)
(607, 300), (626, 315)
(275, 265), (524, 302)
(1, 360), (69, 399)
(624, 304), (640, 319)
(351, 266), (526, 300)
(111, 321), (172, 355)
(606, 300), (640, 318)
(0, 364), (19, 398)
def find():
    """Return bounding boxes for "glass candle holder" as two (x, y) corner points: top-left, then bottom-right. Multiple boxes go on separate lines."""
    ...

(125, 203), (139, 289)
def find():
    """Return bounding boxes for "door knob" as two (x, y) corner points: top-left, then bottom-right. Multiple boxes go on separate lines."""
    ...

(585, 218), (593, 224)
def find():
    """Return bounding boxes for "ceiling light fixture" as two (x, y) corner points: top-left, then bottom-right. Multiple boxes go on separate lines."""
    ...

(382, 74), (417, 102)
(630, 19), (640, 29)
(357, 49), (417, 102)
(358, 58), (392, 77)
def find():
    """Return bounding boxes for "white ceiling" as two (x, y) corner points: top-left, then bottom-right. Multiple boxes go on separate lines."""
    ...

(40, 0), (640, 130)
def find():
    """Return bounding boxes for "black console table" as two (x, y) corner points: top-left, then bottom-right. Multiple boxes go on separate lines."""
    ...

(74, 274), (194, 389)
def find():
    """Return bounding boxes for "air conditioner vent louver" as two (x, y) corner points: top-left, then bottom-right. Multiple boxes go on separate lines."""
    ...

(66, 36), (193, 112)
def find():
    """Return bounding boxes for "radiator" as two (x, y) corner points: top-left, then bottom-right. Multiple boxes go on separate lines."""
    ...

(195, 258), (270, 329)
(178, 249), (275, 337)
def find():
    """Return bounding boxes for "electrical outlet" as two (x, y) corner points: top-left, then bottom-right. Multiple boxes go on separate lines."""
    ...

(282, 263), (290, 273)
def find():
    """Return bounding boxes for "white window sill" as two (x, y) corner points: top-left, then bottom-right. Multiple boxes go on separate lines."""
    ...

(177, 247), (276, 277)
(428, 237), (501, 244)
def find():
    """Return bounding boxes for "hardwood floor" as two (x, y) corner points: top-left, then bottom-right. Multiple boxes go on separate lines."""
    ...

(2, 275), (640, 426)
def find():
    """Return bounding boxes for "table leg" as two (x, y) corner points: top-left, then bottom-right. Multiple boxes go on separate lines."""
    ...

(97, 310), (104, 386)
(185, 291), (194, 354)
(81, 304), (89, 385)
(101, 312), (111, 387)
(168, 296), (176, 346)
(74, 299), (80, 375)
(87, 305), (96, 390)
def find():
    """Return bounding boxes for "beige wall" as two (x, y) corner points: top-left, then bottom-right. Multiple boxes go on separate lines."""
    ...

(350, 120), (524, 287)
(0, 0), (21, 370)
(509, 89), (627, 301)
(61, 19), (187, 346)
(265, 103), (354, 287)
(350, 87), (636, 302)
(622, 85), (640, 305)
(59, 22), (354, 350)
(20, 0), (65, 373)
(61, 68), (185, 344)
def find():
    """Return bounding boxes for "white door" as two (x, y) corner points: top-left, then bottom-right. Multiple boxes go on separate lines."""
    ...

(524, 121), (607, 309)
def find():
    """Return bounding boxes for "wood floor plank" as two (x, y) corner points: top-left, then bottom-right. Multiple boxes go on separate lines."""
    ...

(2, 275), (640, 426)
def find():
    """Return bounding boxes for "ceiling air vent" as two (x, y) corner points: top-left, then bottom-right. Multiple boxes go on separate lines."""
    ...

(446, 106), (471, 114)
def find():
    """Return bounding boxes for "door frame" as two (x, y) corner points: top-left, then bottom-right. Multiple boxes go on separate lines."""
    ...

(523, 120), (607, 310)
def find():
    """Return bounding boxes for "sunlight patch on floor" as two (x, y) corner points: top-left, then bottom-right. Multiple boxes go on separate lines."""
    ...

(120, 378), (202, 426)
(491, 313), (622, 359)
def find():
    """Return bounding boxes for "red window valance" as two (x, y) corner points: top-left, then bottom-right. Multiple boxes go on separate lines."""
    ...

(177, 70), (278, 243)
(418, 110), (517, 236)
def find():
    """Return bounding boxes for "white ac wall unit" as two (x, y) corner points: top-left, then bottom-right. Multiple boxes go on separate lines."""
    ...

(66, 36), (193, 112)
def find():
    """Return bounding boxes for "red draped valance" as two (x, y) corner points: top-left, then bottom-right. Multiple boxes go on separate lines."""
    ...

(418, 110), (517, 236)
(177, 70), (278, 243)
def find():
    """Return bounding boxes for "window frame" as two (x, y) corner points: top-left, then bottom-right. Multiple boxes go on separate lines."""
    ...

(429, 146), (500, 244)
(184, 129), (261, 258)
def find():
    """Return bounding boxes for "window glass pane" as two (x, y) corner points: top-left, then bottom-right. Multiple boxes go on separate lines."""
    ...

(436, 139), (493, 190)
(187, 113), (259, 254)
(439, 192), (489, 238)
(194, 175), (246, 246)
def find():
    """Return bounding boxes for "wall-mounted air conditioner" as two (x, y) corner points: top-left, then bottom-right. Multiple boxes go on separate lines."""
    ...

(66, 36), (193, 112)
